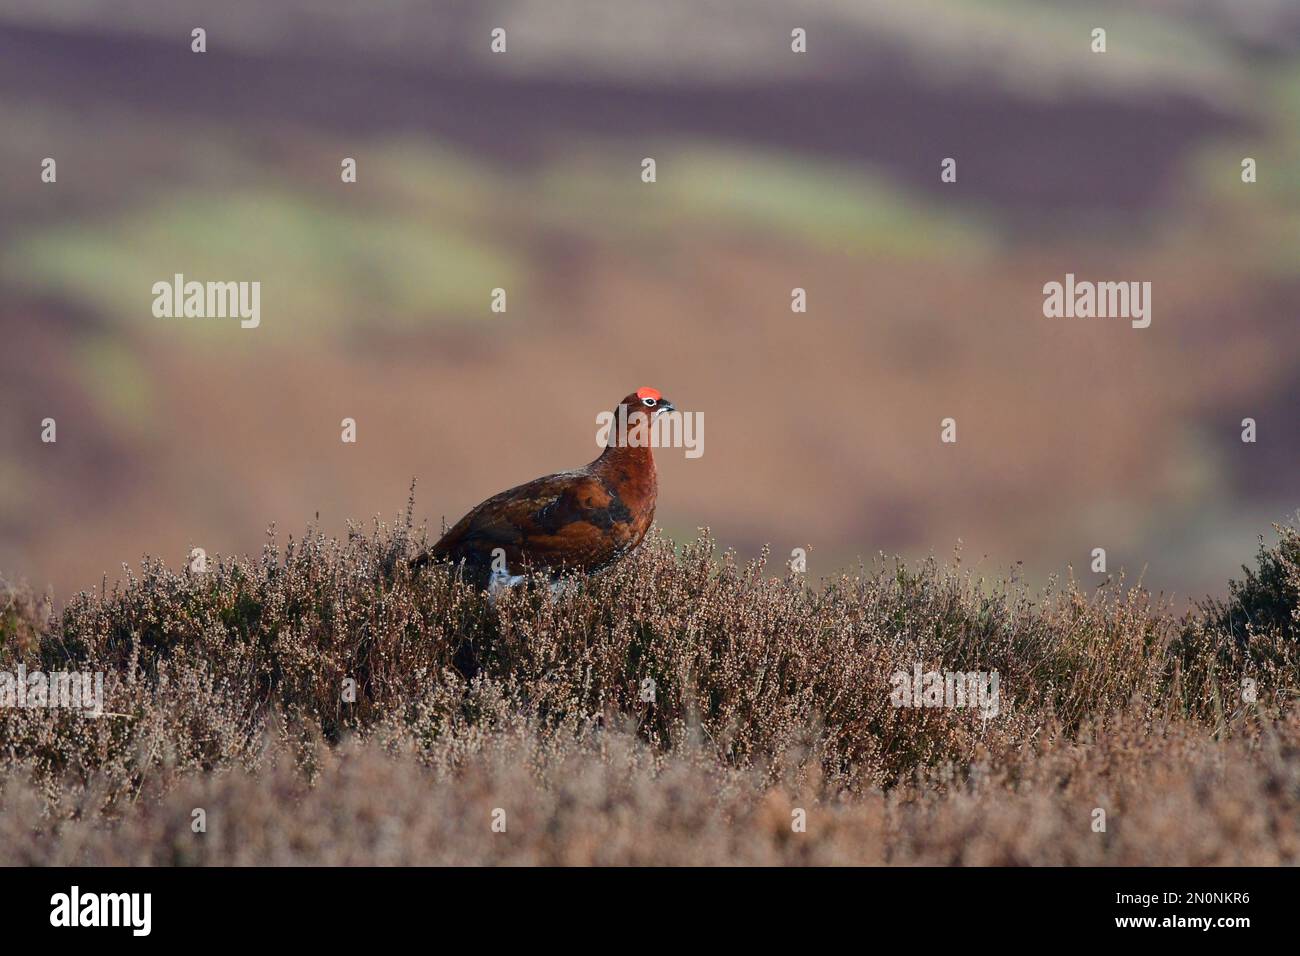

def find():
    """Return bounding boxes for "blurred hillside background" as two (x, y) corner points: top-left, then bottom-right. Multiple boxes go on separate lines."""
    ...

(1, 0), (1297, 604)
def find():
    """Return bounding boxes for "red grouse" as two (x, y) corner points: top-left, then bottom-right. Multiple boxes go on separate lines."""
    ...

(413, 387), (674, 588)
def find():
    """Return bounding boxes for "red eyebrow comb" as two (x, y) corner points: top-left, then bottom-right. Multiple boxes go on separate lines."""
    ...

(636, 386), (661, 401)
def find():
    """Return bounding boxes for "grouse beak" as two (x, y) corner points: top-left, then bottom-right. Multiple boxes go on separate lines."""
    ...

(655, 400), (676, 418)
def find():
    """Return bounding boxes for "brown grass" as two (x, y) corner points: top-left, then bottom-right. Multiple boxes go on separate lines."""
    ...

(0, 510), (1297, 865)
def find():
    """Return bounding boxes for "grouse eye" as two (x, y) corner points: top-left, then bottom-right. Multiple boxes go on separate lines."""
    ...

(641, 397), (657, 407)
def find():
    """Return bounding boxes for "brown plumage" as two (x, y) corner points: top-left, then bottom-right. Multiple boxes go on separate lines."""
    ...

(413, 387), (674, 588)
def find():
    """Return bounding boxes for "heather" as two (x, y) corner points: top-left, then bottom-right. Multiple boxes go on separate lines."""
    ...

(0, 514), (1297, 865)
